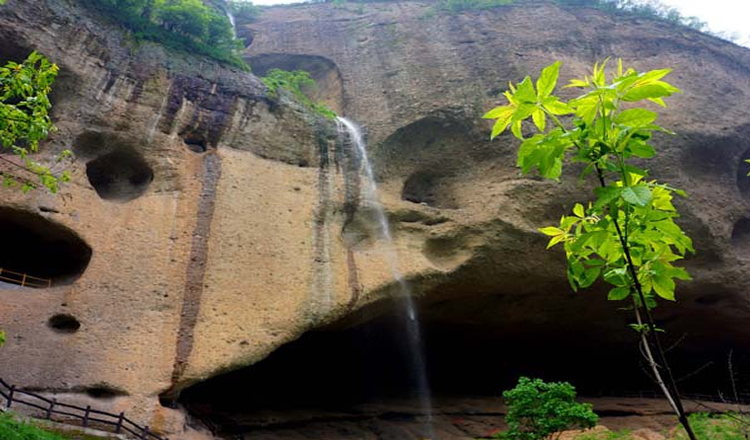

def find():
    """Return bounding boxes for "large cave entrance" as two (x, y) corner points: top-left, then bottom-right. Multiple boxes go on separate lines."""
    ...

(179, 297), (747, 438)
(0, 208), (92, 287)
(246, 53), (344, 114)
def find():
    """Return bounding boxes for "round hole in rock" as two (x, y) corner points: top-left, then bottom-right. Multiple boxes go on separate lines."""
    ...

(86, 149), (154, 202)
(402, 171), (457, 209)
(48, 314), (81, 334)
(731, 218), (750, 246)
(182, 133), (209, 153)
(0, 208), (91, 286)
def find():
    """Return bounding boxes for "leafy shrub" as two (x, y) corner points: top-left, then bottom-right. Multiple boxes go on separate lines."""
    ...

(79, 0), (247, 68)
(261, 69), (337, 119)
(488, 377), (598, 440)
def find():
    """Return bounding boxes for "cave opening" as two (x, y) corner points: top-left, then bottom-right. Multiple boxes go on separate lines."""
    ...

(178, 301), (744, 437)
(47, 314), (81, 333)
(85, 149), (154, 202)
(0, 208), (92, 287)
(246, 53), (344, 114)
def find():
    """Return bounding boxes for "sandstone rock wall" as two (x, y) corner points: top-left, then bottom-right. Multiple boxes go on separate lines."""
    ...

(2, 0), (750, 438)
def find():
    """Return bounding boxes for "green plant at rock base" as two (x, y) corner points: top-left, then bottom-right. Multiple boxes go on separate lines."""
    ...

(0, 52), (71, 193)
(484, 377), (598, 440)
(484, 60), (697, 439)
(261, 68), (337, 119)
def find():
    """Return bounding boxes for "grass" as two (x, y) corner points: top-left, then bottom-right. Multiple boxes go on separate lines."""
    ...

(0, 412), (116, 440)
(574, 413), (750, 440)
(0, 412), (69, 440)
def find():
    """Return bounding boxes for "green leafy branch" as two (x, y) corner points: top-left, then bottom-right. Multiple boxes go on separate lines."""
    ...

(0, 52), (72, 193)
(485, 60), (691, 308)
(484, 59), (698, 439)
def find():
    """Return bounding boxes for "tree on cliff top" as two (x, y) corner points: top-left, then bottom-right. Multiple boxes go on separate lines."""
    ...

(79, 0), (247, 68)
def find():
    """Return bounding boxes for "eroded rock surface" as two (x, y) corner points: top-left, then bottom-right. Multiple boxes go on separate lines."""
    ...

(1, 0), (750, 439)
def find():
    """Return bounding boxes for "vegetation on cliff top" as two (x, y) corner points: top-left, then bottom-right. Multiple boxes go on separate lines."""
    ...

(79, 0), (247, 68)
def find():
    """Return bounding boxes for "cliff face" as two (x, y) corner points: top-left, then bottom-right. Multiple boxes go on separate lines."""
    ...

(241, 1), (750, 347)
(2, 0), (750, 439)
(0, 0), (348, 437)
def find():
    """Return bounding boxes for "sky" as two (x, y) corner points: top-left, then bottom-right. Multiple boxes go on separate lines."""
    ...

(660, 0), (750, 47)
(246, 0), (750, 48)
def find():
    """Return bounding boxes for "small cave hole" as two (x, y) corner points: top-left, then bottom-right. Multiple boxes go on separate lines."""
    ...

(48, 314), (81, 334)
(695, 294), (724, 306)
(86, 149), (154, 202)
(401, 171), (457, 209)
(182, 132), (210, 154)
(85, 386), (125, 399)
(0, 208), (91, 286)
(731, 218), (750, 246)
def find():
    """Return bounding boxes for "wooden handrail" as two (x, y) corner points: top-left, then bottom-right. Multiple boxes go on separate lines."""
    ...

(0, 268), (52, 288)
(0, 378), (169, 440)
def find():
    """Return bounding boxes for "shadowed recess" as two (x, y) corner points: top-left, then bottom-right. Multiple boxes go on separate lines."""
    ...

(86, 149), (154, 201)
(0, 208), (92, 286)
(178, 300), (747, 436)
(47, 314), (81, 333)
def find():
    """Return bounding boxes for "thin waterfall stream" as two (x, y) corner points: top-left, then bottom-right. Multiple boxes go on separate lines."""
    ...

(336, 116), (436, 439)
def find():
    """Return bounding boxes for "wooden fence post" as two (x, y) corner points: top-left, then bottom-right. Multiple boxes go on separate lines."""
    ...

(7, 385), (14, 408)
(140, 425), (150, 439)
(115, 412), (125, 433)
(46, 398), (56, 419)
(83, 405), (91, 427)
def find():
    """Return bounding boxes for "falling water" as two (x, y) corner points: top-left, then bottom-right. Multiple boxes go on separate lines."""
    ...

(225, 7), (237, 39)
(336, 117), (436, 439)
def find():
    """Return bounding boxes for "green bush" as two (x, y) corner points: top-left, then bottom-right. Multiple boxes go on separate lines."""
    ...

(489, 377), (599, 440)
(79, 0), (247, 68)
(261, 69), (337, 119)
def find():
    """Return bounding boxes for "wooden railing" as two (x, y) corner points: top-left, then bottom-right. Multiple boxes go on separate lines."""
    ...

(0, 268), (52, 288)
(0, 378), (169, 440)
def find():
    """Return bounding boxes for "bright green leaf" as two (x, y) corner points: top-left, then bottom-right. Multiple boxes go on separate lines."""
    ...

(621, 185), (652, 207)
(536, 61), (561, 99)
(615, 108), (657, 127)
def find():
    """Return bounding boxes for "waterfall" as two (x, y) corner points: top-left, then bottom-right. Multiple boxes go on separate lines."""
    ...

(224, 5), (237, 39)
(336, 117), (436, 439)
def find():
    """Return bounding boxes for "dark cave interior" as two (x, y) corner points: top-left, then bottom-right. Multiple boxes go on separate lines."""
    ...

(180, 302), (750, 434)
